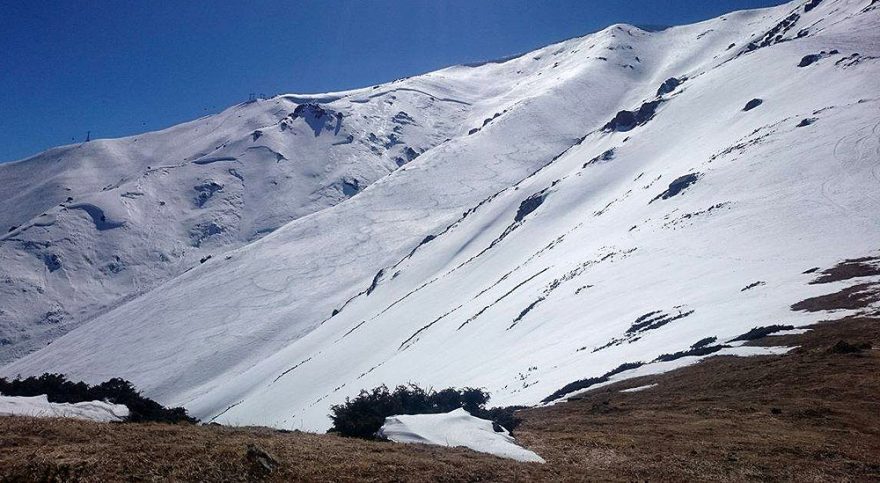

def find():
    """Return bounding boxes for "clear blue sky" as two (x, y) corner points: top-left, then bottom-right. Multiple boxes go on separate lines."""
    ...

(0, 0), (789, 163)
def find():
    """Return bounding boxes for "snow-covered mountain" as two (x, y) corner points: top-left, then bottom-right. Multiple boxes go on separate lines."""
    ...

(0, 66), (480, 361)
(2, 0), (879, 431)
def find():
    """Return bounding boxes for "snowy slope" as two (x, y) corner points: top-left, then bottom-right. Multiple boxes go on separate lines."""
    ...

(3, 0), (879, 432)
(0, 63), (503, 362)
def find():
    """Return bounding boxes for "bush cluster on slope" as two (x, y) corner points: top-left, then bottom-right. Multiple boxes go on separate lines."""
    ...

(329, 384), (522, 439)
(0, 373), (196, 423)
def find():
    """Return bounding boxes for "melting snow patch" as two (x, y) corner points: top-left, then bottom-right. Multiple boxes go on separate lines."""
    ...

(620, 383), (657, 393)
(769, 328), (812, 336)
(378, 408), (545, 463)
(0, 394), (129, 422)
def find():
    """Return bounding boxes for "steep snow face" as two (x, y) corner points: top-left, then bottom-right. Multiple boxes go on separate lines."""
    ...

(3, 0), (880, 431)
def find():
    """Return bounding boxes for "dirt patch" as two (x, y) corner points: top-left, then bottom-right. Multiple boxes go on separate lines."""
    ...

(809, 256), (880, 284)
(791, 282), (880, 312)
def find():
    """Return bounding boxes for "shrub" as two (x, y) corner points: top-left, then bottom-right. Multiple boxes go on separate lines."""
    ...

(729, 325), (794, 342)
(542, 361), (647, 403)
(329, 384), (523, 439)
(0, 373), (196, 424)
(472, 405), (525, 434)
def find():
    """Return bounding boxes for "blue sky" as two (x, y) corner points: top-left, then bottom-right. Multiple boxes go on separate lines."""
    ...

(0, 0), (788, 163)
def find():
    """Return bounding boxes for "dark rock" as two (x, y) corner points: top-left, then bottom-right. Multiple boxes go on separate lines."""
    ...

(395, 146), (420, 167)
(291, 103), (326, 119)
(741, 13), (800, 54)
(797, 118), (817, 127)
(799, 50), (838, 67)
(583, 148), (616, 168)
(189, 222), (223, 247)
(514, 191), (547, 222)
(40, 309), (65, 324)
(606, 110), (636, 131)
(804, 0), (823, 12)
(245, 444), (278, 478)
(657, 77), (685, 96)
(103, 256), (124, 274)
(799, 54), (821, 67)
(691, 336), (718, 349)
(482, 112), (503, 127)
(290, 103), (338, 136)
(604, 100), (663, 132)
(43, 254), (62, 272)
(741, 281), (766, 291)
(193, 182), (223, 207)
(743, 98), (763, 111)
(392, 111), (415, 125)
(627, 309), (694, 334)
(366, 269), (384, 296)
(340, 178), (360, 197)
(651, 173), (700, 202)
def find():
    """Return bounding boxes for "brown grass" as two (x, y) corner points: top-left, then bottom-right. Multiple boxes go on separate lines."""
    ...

(2, 280), (879, 481)
(791, 282), (880, 311)
(516, 315), (880, 481)
(808, 256), (880, 284)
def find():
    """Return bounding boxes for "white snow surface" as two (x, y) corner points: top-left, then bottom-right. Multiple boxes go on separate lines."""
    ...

(2, 0), (880, 431)
(378, 408), (545, 463)
(620, 384), (658, 393)
(0, 394), (129, 422)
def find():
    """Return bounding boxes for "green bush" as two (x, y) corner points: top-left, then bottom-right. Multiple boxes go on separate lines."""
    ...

(329, 384), (521, 439)
(0, 373), (196, 424)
